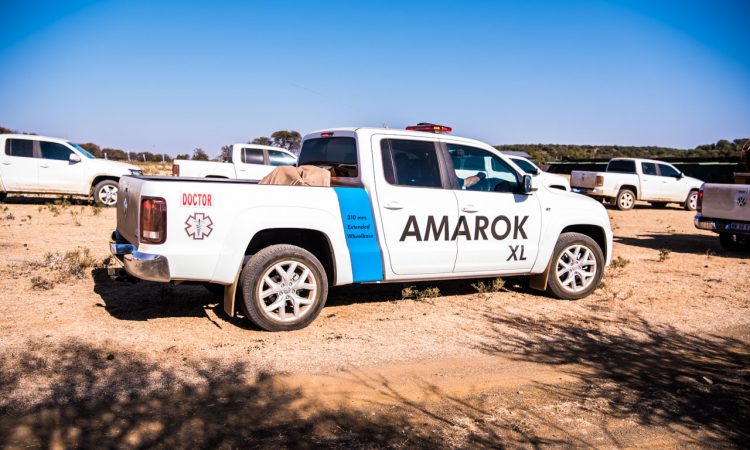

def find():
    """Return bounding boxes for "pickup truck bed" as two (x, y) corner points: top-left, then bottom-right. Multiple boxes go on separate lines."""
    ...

(695, 183), (750, 251)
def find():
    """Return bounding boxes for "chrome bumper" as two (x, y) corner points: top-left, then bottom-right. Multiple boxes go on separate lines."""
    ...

(110, 231), (171, 282)
(694, 214), (750, 235)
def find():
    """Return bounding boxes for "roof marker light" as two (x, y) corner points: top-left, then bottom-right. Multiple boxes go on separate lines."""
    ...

(406, 123), (452, 134)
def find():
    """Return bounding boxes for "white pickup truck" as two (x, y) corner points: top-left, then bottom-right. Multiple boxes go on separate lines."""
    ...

(504, 155), (571, 191)
(111, 126), (613, 331)
(571, 158), (703, 210)
(695, 182), (750, 251)
(1, 134), (142, 206)
(172, 144), (297, 180)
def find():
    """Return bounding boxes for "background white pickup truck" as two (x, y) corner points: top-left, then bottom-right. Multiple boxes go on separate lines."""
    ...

(0, 134), (141, 206)
(695, 182), (750, 251)
(111, 127), (613, 331)
(571, 158), (703, 210)
(172, 144), (297, 180)
(505, 155), (571, 191)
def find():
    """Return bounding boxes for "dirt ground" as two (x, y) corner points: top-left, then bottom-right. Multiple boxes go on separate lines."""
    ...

(0, 195), (748, 449)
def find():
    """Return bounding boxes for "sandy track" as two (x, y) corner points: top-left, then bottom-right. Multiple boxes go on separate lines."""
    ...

(1, 197), (748, 448)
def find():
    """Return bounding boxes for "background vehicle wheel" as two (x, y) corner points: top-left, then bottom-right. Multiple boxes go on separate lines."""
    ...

(240, 244), (328, 332)
(684, 190), (699, 211)
(93, 180), (119, 207)
(0, 192), (6, 202)
(650, 202), (668, 208)
(719, 233), (749, 252)
(546, 232), (605, 300)
(204, 283), (225, 296)
(615, 189), (635, 210)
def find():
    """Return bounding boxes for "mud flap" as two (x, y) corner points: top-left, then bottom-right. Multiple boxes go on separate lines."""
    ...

(223, 269), (242, 317)
(529, 260), (552, 292)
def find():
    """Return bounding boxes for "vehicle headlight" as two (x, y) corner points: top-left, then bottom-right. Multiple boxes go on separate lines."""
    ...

(129, 168), (144, 176)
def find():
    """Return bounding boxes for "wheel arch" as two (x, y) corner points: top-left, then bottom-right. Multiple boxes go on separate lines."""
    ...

(619, 184), (638, 197)
(89, 175), (120, 195)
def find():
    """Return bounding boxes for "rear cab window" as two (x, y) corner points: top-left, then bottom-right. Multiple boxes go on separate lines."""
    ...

(607, 160), (636, 173)
(298, 136), (358, 179)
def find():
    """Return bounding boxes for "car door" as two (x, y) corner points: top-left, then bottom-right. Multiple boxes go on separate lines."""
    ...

(639, 161), (662, 200)
(656, 163), (687, 201)
(1, 138), (39, 191)
(236, 147), (266, 180)
(446, 143), (542, 273)
(373, 135), (459, 275)
(37, 141), (84, 193)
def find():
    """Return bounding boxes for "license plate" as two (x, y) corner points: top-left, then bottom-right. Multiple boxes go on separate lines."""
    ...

(725, 222), (750, 232)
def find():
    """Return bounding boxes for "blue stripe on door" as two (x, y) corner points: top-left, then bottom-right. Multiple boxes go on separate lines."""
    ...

(333, 187), (384, 282)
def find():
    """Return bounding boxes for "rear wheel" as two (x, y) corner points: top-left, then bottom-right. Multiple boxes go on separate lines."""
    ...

(93, 180), (119, 207)
(240, 244), (328, 332)
(546, 232), (605, 300)
(615, 189), (635, 210)
(719, 233), (749, 252)
(684, 190), (699, 211)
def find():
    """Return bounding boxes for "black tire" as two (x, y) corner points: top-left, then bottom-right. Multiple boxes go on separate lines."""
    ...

(719, 233), (749, 252)
(650, 202), (668, 208)
(0, 192), (6, 202)
(615, 189), (635, 210)
(546, 232), (605, 300)
(240, 244), (328, 332)
(684, 190), (699, 211)
(204, 283), (225, 296)
(93, 179), (119, 207)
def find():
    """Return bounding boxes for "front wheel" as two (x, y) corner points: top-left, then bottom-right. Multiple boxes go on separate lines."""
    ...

(546, 232), (605, 300)
(684, 190), (699, 211)
(615, 189), (635, 210)
(240, 244), (328, 331)
(93, 180), (119, 207)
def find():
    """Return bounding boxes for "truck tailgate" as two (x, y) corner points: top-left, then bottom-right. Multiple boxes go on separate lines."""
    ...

(702, 184), (750, 222)
(116, 176), (145, 244)
(571, 171), (599, 189)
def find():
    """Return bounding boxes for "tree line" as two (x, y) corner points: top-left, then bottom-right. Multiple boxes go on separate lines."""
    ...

(2, 124), (746, 163)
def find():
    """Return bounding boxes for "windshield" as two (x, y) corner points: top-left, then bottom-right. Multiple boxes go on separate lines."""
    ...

(511, 157), (537, 174)
(70, 143), (96, 159)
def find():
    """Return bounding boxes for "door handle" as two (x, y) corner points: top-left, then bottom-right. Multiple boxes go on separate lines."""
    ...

(461, 205), (479, 213)
(39, 164), (49, 168)
(1, 162), (10, 165)
(384, 201), (403, 210)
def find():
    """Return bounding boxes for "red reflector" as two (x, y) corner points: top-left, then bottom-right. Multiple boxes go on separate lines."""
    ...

(697, 189), (703, 213)
(320, 132), (334, 137)
(406, 123), (452, 134)
(172, 164), (179, 176)
(140, 197), (167, 244)
(595, 175), (604, 187)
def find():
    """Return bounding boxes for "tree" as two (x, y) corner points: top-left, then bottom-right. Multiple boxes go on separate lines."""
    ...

(79, 142), (102, 158)
(249, 137), (272, 146)
(216, 145), (232, 162)
(176, 153), (190, 160)
(270, 130), (302, 152)
(192, 148), (209, 161)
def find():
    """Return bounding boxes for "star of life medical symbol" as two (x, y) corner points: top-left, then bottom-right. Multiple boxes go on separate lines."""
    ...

(185, 213), (214, 240)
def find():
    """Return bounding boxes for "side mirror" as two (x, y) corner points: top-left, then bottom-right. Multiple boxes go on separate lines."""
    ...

(678, 172), (684, 179)
(69, 153), (82, 163)
(521, 174), (538, 194)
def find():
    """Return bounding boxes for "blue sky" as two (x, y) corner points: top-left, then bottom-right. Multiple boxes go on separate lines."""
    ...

(1, 0), (749, 156)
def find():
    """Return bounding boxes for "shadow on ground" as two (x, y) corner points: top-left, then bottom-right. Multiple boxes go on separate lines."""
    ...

(476, 312), (750, 447)
(0, 341), (562, 449)
(614, 232), (747, 257)
(1, 195), (91, 206)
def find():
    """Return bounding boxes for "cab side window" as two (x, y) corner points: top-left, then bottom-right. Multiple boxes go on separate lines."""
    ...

(641, 162), (657, 175)
(242, 148), (264, 164)
(381, 139), (443, 188)
(40, 141), (73, 161)
(5, 139), (35, 158)
(657, 163), (680, 177)
(448, 144), (518, 193)
(268, 150), (296, 166)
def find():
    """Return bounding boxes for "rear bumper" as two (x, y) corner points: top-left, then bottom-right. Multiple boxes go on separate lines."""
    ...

(110, 231), (171, 282)
(572, 187), (607, 196)
(694, 214), (750, 235)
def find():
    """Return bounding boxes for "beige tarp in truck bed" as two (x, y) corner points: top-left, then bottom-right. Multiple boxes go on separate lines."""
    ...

(259, 165), (331, 187)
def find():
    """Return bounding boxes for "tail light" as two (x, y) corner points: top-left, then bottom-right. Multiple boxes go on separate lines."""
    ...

(595, 175), (604, 187)
(697, 189), (703, 213)
(172, 164), (180, 176)
(140, 197), (167, 244)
